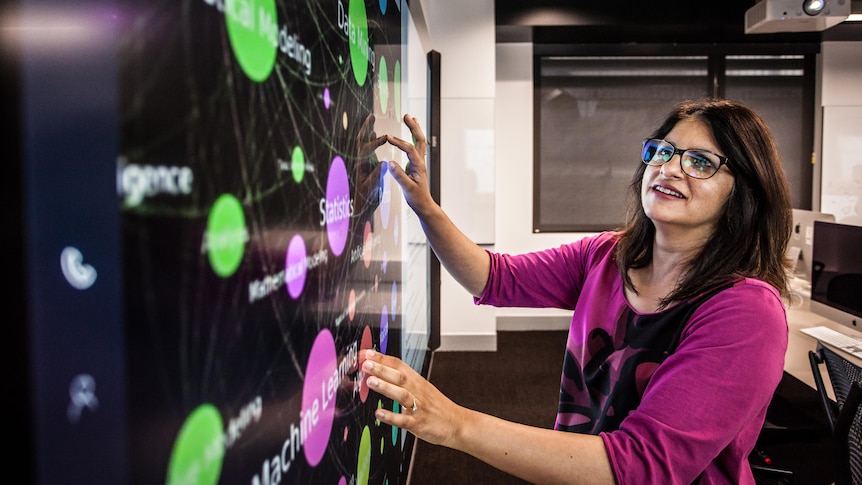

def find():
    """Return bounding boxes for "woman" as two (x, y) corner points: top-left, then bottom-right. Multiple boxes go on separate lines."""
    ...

(362, 98), (793, 484)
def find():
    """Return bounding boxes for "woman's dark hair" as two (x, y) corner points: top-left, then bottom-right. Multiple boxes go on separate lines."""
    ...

(615, 98), (793, 308)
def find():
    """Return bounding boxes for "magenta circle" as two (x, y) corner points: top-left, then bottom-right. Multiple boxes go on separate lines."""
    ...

(301, 329), (337, 466)
(285, 234), (307, 299)
(325, 156), (350, 256)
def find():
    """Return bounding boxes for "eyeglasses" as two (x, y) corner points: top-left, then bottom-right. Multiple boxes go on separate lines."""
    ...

(641, 138), (730, 180)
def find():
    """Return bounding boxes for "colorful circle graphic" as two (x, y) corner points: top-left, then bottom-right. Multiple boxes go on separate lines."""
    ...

(378, 55), (389, 113)
(291, 146), (306, 183)
(206, 194), (248, 278)
(166, 404), (224, 485)
(363, 221), (373, 268)
(380, 305), (389, 354)
(348, 0), (370, 86)
(379, 163), (391, 229)
(285, 234), (307, 299)
(301, 329), (337, 466)
(357, 426), (372, 485)
(323, 87), (332, 109)
(325, 156), (351, 256)
(394, 60), (402, 122)
(358, 326), (373, 403)
(225, 0), (278, 82)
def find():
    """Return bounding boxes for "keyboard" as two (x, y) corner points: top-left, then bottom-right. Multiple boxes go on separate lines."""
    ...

(800, 326), (862, 360)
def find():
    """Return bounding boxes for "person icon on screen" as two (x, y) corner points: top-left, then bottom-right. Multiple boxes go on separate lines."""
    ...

(362, 98), (794, 484)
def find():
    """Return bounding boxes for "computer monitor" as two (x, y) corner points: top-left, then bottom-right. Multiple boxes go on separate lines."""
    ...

(810, 221), (862, 335)
(788, 209), (836, 282)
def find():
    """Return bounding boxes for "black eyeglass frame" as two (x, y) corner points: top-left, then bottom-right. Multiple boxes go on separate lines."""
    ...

(641, 138), (731, 180)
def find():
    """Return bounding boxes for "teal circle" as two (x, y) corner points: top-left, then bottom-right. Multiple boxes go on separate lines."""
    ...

(349, 0), (370, 86)
(225, 0), (278, 82)
(166, 404), (225, 485)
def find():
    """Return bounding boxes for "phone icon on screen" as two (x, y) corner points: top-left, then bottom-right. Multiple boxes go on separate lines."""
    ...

(61, 246), (97, 290)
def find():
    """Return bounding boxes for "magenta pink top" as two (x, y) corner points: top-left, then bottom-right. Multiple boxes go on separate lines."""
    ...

(476, 231), (788, 484)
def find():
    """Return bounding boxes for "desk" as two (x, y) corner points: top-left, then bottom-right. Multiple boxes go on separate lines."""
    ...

(785, 297), (862, 398)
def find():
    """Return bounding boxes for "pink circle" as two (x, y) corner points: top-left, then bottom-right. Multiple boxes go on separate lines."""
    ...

(363, 221), (372, 268)
(285, 234), (307, 299)
(358, 326), (373, 402)
(324, 156), (350, 256)
(301, 329), (337, 466)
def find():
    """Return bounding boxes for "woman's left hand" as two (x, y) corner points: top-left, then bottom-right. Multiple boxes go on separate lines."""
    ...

(362, 349), (465, 448)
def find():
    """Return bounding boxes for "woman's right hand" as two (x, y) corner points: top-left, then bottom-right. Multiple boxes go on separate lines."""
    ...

(385, 114), (437, 217)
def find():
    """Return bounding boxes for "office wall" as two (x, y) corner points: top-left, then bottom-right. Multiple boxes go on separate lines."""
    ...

(433, 40), (582, 351)
(425, 10), (862, 350)
(421, 0), (499, 350)
(819, 41), (862, 224)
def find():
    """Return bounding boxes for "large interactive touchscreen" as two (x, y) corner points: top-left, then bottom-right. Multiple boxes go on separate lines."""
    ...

(119, 0), (431, 483)
(18, 0), (432, 484)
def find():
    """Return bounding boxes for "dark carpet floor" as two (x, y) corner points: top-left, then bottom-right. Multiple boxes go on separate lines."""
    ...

(407, 330), (836, 485)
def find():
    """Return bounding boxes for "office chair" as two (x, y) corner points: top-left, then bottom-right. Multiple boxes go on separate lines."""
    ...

(749, 378), (830, 485)
(809, 342), (862, 485)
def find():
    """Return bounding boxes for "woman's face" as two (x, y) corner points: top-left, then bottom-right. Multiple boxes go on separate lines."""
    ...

(641, 118), (735, 238)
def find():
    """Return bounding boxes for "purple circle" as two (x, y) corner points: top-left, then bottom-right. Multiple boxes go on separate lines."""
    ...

(302, 329), (337, 466)
(325, 156), (350, 256)
(379, 164), (391, 229)
(285, 234), (307, 299)
(380, 305), (389, 354)
(323, 87), (331, 109)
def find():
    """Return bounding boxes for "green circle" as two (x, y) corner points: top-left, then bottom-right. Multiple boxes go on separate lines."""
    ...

(348, 0), (369, 86)
(225, 0), (278, 82)
(378, 56), (389, 113)
(291, 146), (305, 183)
(166, 404), (225, 485)
(206, 194), (248, 277)
(393, 60), (402, 120)
(357, 426), (372, 485)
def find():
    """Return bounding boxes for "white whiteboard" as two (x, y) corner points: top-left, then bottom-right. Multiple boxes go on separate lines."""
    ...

(820, 106), (862, 225)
